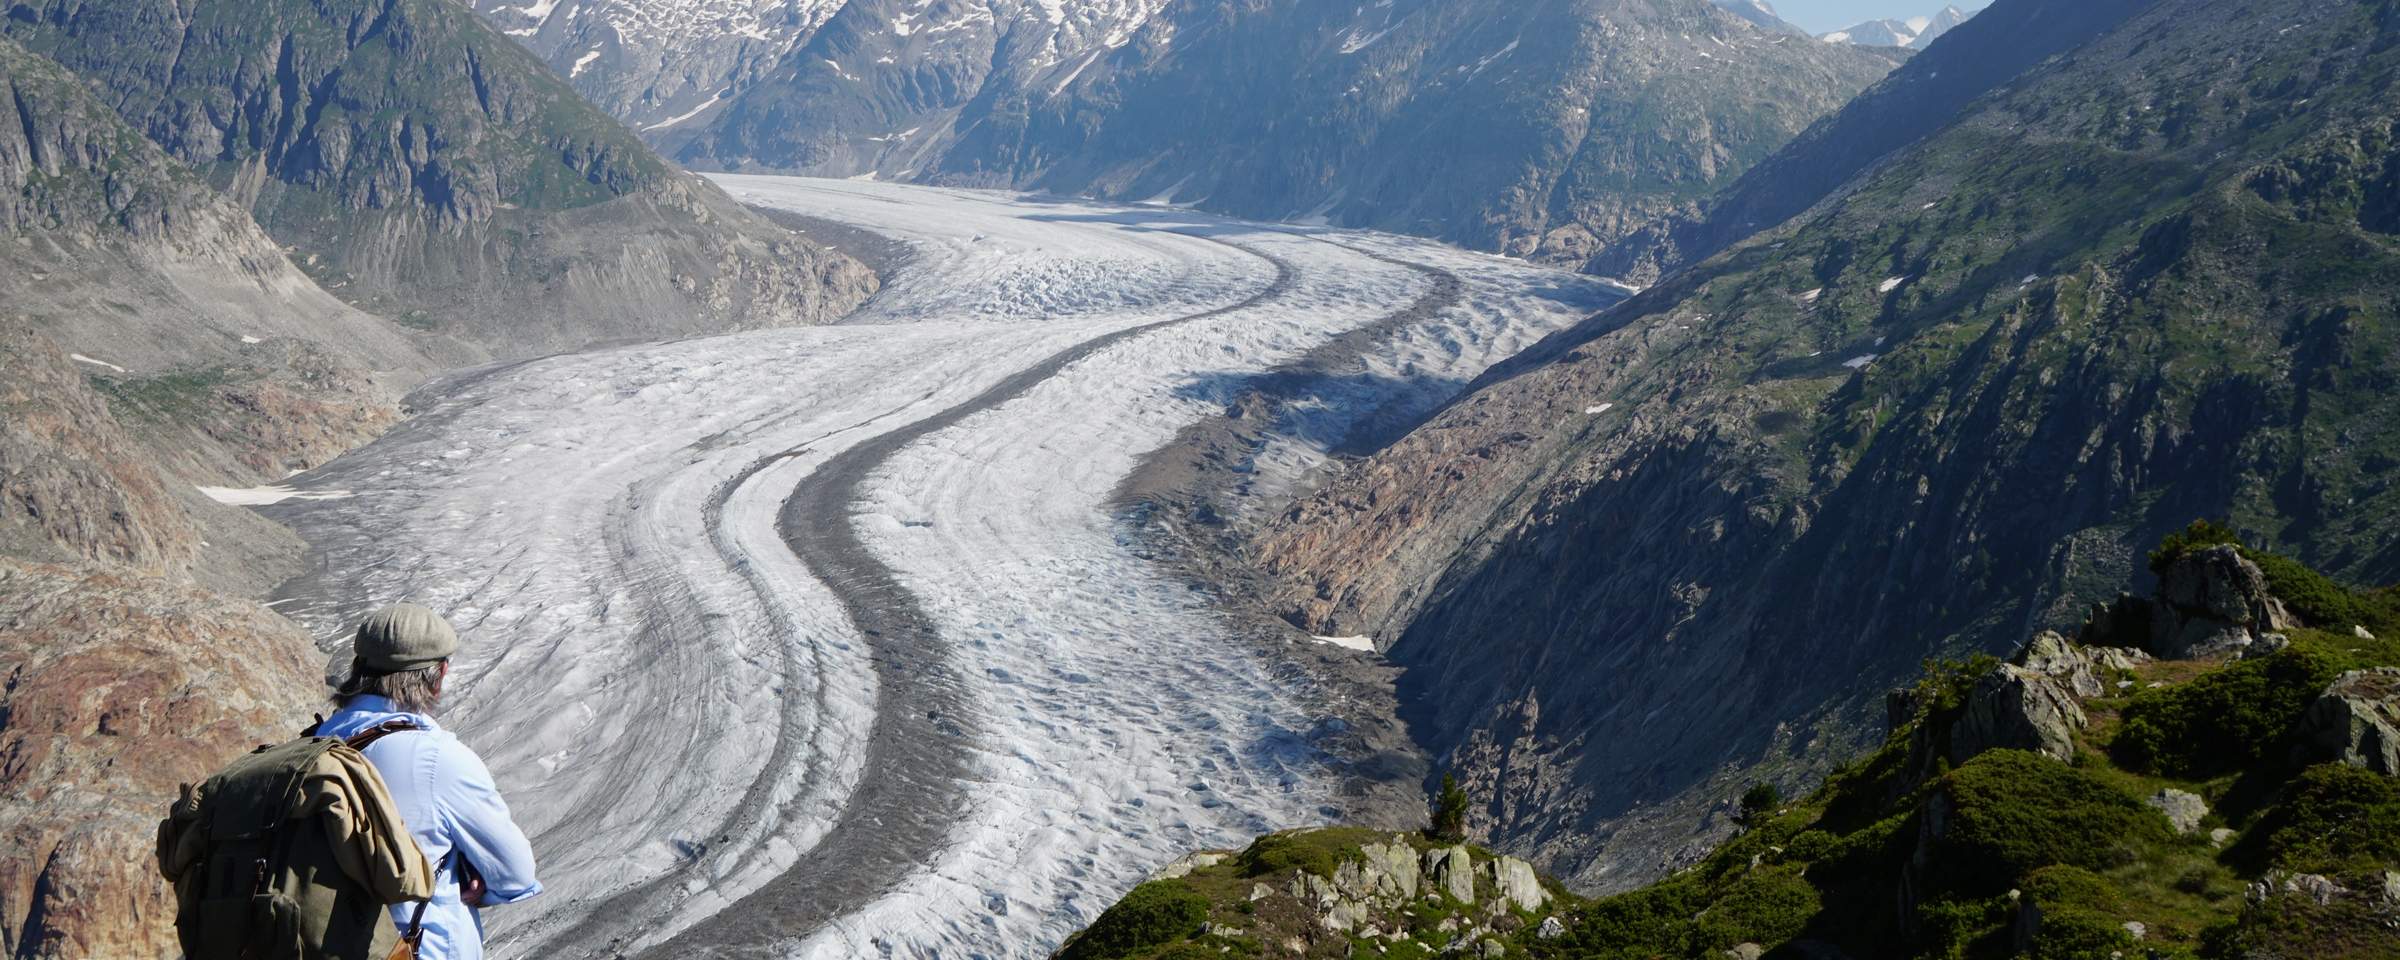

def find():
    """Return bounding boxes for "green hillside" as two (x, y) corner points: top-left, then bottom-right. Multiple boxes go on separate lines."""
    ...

(1067, 529), (2400, 957)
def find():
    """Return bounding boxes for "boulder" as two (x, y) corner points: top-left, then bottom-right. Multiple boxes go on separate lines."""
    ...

(2292, 668), (2400, 775)
(1537, 916), (1567, 940)
(1424, 845), (1476, 904)
(2248, 870), (2348, 907)
(2087, 647), (2152, 673)
(1483, 855), (1550, 912)
(2359, 625), (2380, 641)
(1151, 851), (1226, 880)
(2145, 788), (2209, 834)
(1478, 939), (1508, 958)
(1725, 944), (1765, 960)
(2148, 545), (2294, 658)
(1951, 664), (2088, 764)
(2015, 631), (2105, 697)
(1347, 838), (1420, 900)
(2241, 633), (2292, 660)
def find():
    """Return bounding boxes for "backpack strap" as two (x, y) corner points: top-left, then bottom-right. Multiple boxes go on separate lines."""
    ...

(331, 718), (442, 947)
(400, 851), (458, 949)
(342, 718), (423, 751)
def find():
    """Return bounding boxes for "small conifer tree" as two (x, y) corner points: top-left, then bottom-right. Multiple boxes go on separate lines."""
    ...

(1736, 782), (1781, 830)
(1430, 773), (1469, 842)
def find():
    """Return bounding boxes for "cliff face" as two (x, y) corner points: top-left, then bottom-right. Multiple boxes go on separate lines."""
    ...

(1254, 0), (2400, 891)
(4, 0), (873, 356)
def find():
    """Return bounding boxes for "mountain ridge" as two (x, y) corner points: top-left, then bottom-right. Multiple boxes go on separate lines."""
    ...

(1250, 0), (2400, 895)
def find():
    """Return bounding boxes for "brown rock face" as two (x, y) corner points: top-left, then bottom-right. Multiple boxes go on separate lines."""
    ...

(0, 324), (197, 572)
(0, 560), (323, 960)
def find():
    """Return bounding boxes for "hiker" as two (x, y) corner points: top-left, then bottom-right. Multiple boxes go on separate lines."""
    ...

(313, 603), (543, 960)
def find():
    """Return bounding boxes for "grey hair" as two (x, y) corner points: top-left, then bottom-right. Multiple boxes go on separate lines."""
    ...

(335, 660), (446, 714)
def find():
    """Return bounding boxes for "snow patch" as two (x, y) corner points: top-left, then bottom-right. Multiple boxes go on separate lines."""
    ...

(642, 89), (727, 131)
(571, 50), (602, 77)
(70, 353), (126, 373)
(1844, 354), (1878, 370)
(240, 335), (263, 344)
(1799, 288), (1822, 303)
(197, 485), (355, 505)
(1584, 403), (1615, 415)
(1340, 25), (1395, 54)
(1312, 635), (1377, 652)
(1879, 276), (1910, 293)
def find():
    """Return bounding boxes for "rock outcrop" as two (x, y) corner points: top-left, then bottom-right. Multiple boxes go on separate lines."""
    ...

(2294, 669), (2400, 776)
(1951, 664), (2088, 764)
(0, 561), (322, 960)
(2146, 789), (2209, 835)
(2081, 546), (2301, 659)
(1064, 830), (1574, 958)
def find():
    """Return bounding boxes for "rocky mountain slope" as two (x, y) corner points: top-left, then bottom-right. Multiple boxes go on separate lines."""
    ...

(1063, 536), (2400, 957)
(2, 0), (872, 356)
(472, 0), (850, 130)
(1251, 0), (2400, 895)
(638, 0), (1897, 263)
(0, 7), (871, 953)
(1591, 0), (2152, 282)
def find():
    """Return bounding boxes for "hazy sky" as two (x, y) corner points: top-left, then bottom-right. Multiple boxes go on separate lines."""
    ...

(1772, 0), (1990, 33)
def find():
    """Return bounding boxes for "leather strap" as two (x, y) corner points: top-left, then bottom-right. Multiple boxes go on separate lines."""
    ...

(343, 718), (423, 751)
(403, 851), (457, 947)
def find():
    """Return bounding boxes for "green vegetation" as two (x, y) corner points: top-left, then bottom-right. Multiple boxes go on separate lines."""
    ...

(90, 368), (238, 424)
(1058, 880), (1212, 960)
(1058, 531), (2400, 958)
(1924, 751), (2175, 895)
(1233, 827), (1383, 880)
(2230, 764), (2400, 877)
(2149, 521), (2400, 636)
(1431, 774), (1469, 843)
(2112, 647), (2345, 779)
(1735, 782), (1781, 830)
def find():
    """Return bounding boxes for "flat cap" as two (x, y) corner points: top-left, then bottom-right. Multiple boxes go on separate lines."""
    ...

(353, 603), (459, 673)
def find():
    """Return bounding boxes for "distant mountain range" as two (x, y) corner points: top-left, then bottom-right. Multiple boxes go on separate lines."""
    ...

(483, 0), (1903, 263)
(1821, 3), (1978, 47)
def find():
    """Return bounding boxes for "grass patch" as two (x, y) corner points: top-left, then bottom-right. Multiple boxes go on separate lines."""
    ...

(1058, 879), (1211, 960)
(1922, 751), (2176, 898)
(2109, 647), (2343, 779)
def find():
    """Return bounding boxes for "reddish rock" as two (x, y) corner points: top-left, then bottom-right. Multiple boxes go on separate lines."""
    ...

(0, 561), (322, 960)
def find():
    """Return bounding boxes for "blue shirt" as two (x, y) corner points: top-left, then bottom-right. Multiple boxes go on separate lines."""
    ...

(318, 696), (542, 960)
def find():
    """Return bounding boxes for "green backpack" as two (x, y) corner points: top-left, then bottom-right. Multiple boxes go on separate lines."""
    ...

(158, 720), (431, 960)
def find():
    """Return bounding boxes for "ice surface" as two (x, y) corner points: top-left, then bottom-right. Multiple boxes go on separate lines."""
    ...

(261, 177), (1617, 958)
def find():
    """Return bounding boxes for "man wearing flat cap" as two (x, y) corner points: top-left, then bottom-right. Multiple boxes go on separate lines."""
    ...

(314, 603), (541, 960)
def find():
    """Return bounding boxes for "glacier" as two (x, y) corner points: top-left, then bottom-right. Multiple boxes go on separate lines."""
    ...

(260, 177), (1621, 957)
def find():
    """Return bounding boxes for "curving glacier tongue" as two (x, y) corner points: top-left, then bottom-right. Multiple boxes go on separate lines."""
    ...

(263, 177), (1620, 958)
